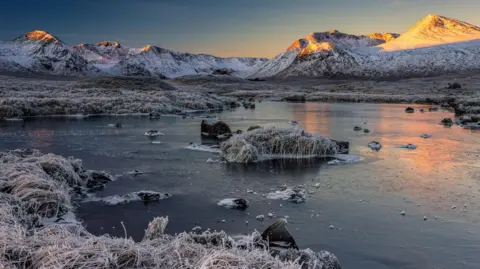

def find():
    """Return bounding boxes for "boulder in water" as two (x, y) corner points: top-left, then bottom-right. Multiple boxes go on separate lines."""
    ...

(363, 129), (370, 133)
(201, 120), (232, 139)
(217, 198), (249, 210)
(405, 107), (415, 113)
(260, 219), (342, 268)
(441, 118), (454, 126)
(136, 191), (171, 203)
(86, 170), (114, 190)
(353, 126), (362, 131)
(261, 219), (298, 249)
(368, 141), (382, 151)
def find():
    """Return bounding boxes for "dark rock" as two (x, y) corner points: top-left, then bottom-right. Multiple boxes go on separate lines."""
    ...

(428, 107), (439, 112)
(261, 219), (298, 250)
(86, 170), (114, 190)
(405, 107), (415, 113)
(447, 82), (462, 89)
(440, 118), (453, 126)
(281, 95), (306, 103)
(201, 120), (232, 138)
(225, 198), (250, 210)
(353, 126), (362, 131)
(235, 130), (243, 134)
(368, 141), (382, 151)
(448, 102), (466, 116)
(115, 123), (122, 128)
(149, 112), (161, 119)
(136, 191), (171, 203)
(247, 125), (262, 132)
(363, 129), (370, 133)
(332, 140), (350, 154)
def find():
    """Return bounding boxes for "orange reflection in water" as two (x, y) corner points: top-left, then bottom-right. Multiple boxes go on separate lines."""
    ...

(293, 103), (332, 137)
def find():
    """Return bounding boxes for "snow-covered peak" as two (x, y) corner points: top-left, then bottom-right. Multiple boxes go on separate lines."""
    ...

(364, 32), (399, 42)
(379, 14), (480, 51)
(23, 30), (58, 42)
(287, 31), (384, 54)
(98, 41), (121, 47)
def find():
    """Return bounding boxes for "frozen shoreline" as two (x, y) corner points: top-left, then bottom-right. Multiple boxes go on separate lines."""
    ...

(0, 149), (341, 269)
(2, 73), (480, 121)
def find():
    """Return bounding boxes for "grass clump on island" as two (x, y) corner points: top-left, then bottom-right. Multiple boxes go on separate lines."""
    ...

(220, 126), (339, 163)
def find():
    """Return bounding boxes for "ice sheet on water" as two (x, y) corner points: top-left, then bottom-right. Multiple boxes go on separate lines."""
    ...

(327, 154), (363, 165)
(266, 187), (306, 203)
(185, 143), (221, 153)
(84, 190), (171, 205)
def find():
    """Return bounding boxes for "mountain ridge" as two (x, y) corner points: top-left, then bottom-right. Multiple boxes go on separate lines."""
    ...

(250, 14), (480, 78)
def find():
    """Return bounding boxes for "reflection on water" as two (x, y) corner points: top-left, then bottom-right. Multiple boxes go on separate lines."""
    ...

(0, 102), (480, 269)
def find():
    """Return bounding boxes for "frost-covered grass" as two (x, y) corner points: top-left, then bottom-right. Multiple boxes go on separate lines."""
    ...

(0, 75), (238, 119)
(0, 149), (340, 268)
(220, 127), (338, 163)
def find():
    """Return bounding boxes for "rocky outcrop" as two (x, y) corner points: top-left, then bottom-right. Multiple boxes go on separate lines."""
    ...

(201, 120), (232, 139)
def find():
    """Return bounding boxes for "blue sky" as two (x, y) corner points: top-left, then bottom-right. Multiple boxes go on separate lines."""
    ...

(0, 0), (479, 57)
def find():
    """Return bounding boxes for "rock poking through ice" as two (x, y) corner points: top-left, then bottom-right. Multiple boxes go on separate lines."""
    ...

(126, 169), (143, 176)
(86, 191), (172, 205)
(144, 130), (164, 137)
(441, 118), (454, 126)
(256, 215), (265, 221)
(400, 144), (417, 150)
(368, 141), (382, 151)
(262, 218), (298, 249)
(267, 187), (306, 203)
(220, 126), (343, 163)
(217, 198), (250, 210)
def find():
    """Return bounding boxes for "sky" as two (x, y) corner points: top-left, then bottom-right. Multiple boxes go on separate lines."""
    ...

(0, 0), (479, 58)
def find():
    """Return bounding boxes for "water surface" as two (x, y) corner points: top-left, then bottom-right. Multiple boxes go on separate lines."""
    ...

(1, 102), (479, 269)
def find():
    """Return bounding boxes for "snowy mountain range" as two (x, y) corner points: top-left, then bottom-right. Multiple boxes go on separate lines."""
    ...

(0, 30), (267, 77)
(1, 14), (480, 78)
(250, 14), (480, 78)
